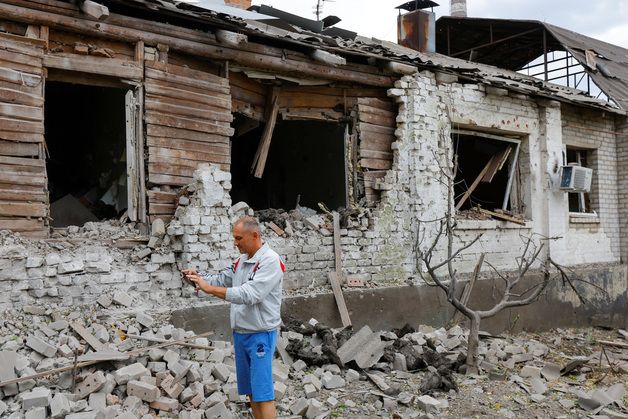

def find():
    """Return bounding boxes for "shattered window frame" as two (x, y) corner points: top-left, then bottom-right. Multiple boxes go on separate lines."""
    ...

(452, 129), (524, 219)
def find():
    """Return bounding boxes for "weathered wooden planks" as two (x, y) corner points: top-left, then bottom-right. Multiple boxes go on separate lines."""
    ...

(356, 98), (397, 204)
(144, 59), (232, 220)
(0, 33), (47, 233)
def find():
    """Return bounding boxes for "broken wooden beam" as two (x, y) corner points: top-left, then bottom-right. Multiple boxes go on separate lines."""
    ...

(455, 155), (496, 210)
(215, 29), (248, 47)
(251, 86), (280, 178)
(79, 0), (109, 20)
(311, 49), (346, 67)
(477, 207), (526, 225)
(383, 61), (417, 75)
(451, 253), (484, 324)
(267, 221), (285, 237)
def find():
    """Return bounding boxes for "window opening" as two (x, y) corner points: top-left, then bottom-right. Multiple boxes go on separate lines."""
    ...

(452, 130), (522, 216)
(564, 147), (592, 214)
(230, 116), (347, 211)
(45, 82), (129, 227)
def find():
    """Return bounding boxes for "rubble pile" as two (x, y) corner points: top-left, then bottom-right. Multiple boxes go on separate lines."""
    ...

(1, 300), (626, 418)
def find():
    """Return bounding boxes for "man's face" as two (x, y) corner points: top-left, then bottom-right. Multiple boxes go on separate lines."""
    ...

(233, 223), (257, 255)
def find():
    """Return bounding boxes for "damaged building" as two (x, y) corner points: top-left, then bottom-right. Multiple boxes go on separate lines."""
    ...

(0, 0), (626, 333)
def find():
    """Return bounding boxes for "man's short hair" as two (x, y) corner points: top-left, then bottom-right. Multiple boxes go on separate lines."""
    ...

(235, 216), (261, 233)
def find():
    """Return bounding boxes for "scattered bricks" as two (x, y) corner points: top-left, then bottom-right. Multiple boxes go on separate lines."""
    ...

(305, 399), (326, 419)
(322, 374), (345, 390)
(417, 395), (441, 413)
(163, 349), (180, 364)
(150, 397), (179, 412)
(292, 359), (307, 372)
(304, 383), (318, 399)
(207, 391), (227, 407)
(0, 400), (6, 416)
(163, 381), (184, 399)
(25, 407), (46, 419)
(303, 374), (322, 391)
(19, 387), (51, 409)
(112, 290), (133, 307)
(520, 365), (542, 379)
(186, 367), (202, 383)
(74, 371), (107, 399)
(92, 323), (109, 342)
(136, 313), (154, 328)
(190, 392), (204, 408)
(123, 395), (143, 413)
(65, 413), (100, 419)
(88, 393), (106, 411)
(212, 363), (230, 382)
(113, 362), (148, 385)
(127, 380), (160, 402)
(204, 402), (232, 418)
(26, 335), (57, 357)
(345, 369), (360, 383)
(274, 381), (287, 400)
(290, 398), (309, 416)
(140, 375), (157, 386)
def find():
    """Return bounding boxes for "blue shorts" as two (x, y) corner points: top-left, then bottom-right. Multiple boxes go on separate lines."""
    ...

(233, 330), (277, 402)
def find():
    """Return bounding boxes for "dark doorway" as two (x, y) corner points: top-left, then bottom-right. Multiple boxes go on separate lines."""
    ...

(230, 118), (346, 211)
(45, 82), (128, 227)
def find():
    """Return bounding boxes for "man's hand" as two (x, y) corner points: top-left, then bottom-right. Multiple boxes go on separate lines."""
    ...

(182, 269), (208, 293)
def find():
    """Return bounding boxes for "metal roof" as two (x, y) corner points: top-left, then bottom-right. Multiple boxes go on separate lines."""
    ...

(436, 16), (628, 110)
(87, 1), (626, 114)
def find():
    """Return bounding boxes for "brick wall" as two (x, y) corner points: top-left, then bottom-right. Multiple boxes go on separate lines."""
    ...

(616, 117), (628, 263)
(224, 0), (251, 9)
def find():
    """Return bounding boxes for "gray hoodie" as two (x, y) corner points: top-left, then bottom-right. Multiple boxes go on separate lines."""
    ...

(200, 243), (284, 332)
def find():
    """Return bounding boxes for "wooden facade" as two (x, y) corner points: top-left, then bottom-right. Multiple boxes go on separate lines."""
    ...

(0, 0), (400, 235)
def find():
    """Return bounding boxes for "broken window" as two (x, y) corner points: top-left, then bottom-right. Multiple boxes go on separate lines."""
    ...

(230, 116), (347, 211)
(45, 82), (129, 227)
(564, 147), (593, 214)
(453, 130), (523, 219)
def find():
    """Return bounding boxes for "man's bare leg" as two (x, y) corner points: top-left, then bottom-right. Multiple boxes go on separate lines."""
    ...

(250, 400), (276, 419)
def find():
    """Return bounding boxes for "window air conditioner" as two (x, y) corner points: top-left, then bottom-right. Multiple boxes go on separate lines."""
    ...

(560, 165), (593, 192)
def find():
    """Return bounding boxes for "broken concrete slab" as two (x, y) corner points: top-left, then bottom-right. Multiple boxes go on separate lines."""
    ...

(337, 325), (389, 368)
(541, 363), (562, 381)
(19, 387), (51, 409)
(416, 395), (441, 413)
(113, 290), (133, 307)
(520, 365), (542, 379)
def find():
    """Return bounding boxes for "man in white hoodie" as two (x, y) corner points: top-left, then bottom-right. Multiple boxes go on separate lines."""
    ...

(182, 216), (284, 419)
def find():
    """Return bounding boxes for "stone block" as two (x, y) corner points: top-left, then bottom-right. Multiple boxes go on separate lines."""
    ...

(58, 260), (84, 274)
(112, 290), (133, 307)
(49, 320), (69, 331)
(75, 371), (106, 399)
(417, 395), (441, 413)
(520, 365), (542, 379)
(163, 349), (179, 364)
(204, 402), (232, 418)
(20, 387), (51, 409)
(0, 400), (6, 416)
(274, 381), (287, 400)
(136, 313), (154, 328)
(88, 392), (106, 411)
(212, 363), (230, 382)
(0, 350), (18, 396)
(305, 399), (326, 419)
(113, 362), (147, 385)
(127, 380), (160, 402)
(303, 374), (322, 391)
(290, 398), (309, 416)
(304, 383), (318, 399)
(272, 361), (289, 383)
(322, 374), (345, 389)
(96, 294), (112, 308)
(26, 335), (57, 358)
(25, 407), (46, 419)
(292, 359), (307, 372)
(148, 362), (166, 373)
(345, 369), (360, 383)
(149, 397), (179, 412)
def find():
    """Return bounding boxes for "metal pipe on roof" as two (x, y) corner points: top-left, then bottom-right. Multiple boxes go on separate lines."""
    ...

(450, 0), (467, 17)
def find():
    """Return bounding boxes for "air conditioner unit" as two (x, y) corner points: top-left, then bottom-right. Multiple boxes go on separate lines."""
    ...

(560, 165), (593, 192)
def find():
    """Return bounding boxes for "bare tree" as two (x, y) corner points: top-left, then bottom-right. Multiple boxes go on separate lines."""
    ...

(413, 154), (592, 375)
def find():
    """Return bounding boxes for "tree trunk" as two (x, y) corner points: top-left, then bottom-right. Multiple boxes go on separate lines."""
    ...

(466, 312), (481, 375)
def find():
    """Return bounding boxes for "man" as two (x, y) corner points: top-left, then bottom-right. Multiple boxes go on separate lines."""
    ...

(182, 216), (284, 419)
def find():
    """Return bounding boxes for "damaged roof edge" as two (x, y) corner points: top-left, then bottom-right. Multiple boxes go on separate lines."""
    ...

(62, 0), (627, 114)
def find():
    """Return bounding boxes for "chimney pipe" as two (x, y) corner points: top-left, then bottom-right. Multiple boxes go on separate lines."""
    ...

(450, 0), (467, 17)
